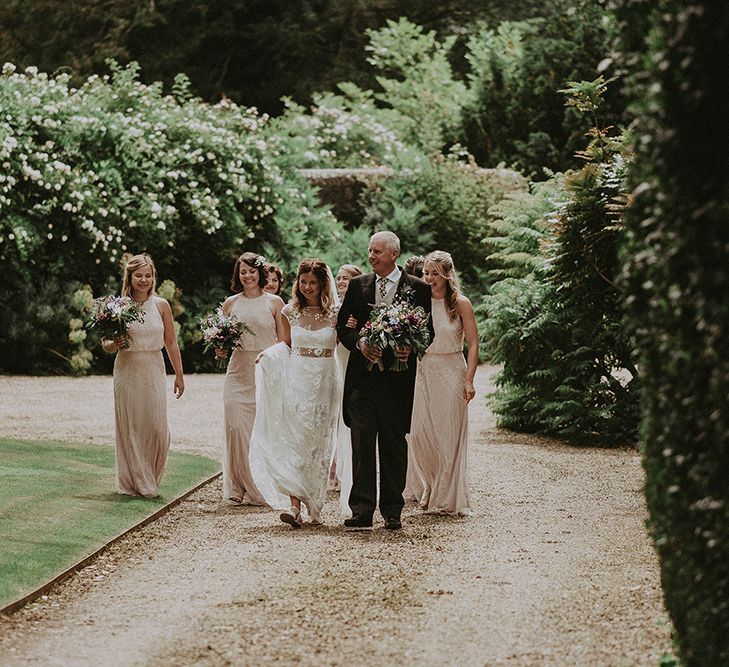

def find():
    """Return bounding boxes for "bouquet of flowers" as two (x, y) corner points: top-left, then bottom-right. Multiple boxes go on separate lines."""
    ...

(359, 287), (431, 372)
(86, 295), (145, 349)
(199, 308), (254, 369)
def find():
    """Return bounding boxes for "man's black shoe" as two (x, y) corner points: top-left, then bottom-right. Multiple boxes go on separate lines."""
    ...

(383, 516), (402, 530)
(344, 515), (373, 530)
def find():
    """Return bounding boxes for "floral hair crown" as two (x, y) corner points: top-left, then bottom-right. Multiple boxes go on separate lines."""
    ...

(255, 255), (265, 267)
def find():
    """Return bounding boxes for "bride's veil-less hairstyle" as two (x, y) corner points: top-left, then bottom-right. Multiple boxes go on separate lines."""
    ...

(425, 250), (461, 320)
(231, 252), (267, 292)
(292, 259), (337, 315)
(121, 253), (156, 299)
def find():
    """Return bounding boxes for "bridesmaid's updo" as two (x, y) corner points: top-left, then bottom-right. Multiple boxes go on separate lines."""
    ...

(424, 250), (461, 321)
(231, 252), (267, 292)
(121, 253), (156, 299)
(292, 258), (335, 315)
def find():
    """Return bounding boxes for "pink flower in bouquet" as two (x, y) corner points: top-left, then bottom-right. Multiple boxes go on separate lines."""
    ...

(199, 308), (254, 369)
(86, 295), (145, 349)
(359, 288), (431, 372)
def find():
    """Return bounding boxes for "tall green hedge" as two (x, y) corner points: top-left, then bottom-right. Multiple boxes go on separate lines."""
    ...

(616, 1), (729, 663)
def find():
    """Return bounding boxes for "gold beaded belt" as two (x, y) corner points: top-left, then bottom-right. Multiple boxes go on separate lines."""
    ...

(292, 347), (334, 358)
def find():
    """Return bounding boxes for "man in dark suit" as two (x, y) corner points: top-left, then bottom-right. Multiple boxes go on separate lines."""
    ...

(336, 231), (434, 529)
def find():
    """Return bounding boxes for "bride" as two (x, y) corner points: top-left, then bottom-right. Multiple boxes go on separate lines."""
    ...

(249, 259), (344, 527)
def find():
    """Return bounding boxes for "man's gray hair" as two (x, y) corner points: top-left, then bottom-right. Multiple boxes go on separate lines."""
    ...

(370, 230), (400, 252)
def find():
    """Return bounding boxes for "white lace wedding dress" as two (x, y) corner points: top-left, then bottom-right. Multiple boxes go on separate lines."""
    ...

(249, 305), (342, 522)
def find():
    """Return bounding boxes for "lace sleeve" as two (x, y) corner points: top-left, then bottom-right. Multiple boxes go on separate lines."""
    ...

(327, 305), (340, 328)
(282, 303), (297, 325)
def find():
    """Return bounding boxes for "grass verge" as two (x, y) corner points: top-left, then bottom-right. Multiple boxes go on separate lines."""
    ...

(0, 438), (219, 609)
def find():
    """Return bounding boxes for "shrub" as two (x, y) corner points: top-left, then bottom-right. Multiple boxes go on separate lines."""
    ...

(267, 89), (418, 170)
(364, 17), (467, 154)
(361, 152), (527, 289)
(482, 79), (639, 445)
(0, 61), (352, 373)
(461, 5), (623, 176)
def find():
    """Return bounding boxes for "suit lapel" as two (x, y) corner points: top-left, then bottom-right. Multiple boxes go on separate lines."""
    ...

(394, 267), (415, 302)
(395, 268), (410, 295)
(362, 273), (376, 309)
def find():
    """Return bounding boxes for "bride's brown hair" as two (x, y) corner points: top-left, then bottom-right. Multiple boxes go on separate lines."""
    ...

(292, 259), (335, 315)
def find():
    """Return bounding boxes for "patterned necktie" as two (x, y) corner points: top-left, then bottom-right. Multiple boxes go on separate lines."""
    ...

(378, 277), (388, 303)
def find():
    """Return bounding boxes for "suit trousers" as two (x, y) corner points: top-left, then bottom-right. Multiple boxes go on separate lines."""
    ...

(346, 368), (413, 520)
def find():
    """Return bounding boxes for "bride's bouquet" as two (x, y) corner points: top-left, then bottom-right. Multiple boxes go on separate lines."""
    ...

(359, 287), (431, 372)
(86, 295), (145, 349)
(199, 307), (253, 369)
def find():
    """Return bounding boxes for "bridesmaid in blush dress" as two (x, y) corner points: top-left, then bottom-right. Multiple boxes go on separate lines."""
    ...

(102, 253), (185, 498)
(217, 252), (285, 505)
(406, 250), (478, 515)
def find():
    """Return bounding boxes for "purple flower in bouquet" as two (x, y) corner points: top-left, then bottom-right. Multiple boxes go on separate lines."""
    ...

(86, 295), (145, 349)
(199, 308), (254, 369)
(359, 287), (431, 372)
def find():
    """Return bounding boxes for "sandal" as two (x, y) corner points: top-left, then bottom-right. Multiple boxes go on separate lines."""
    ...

(279, 507), (302, 528)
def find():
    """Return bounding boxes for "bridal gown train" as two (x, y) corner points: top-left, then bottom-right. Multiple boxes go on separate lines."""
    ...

(249, 306), (343, 522)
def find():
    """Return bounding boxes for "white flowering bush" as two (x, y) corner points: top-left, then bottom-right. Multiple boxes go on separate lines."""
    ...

(268, 89), (421, 170)
(0, 60), (346, 372)
(0, 61), (290, 275)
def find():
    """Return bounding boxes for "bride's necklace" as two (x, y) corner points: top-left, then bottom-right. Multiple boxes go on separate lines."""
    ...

(301, 305), (326, 321)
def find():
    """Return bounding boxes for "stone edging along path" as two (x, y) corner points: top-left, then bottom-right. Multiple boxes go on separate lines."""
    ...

(0, 471), (222, 616)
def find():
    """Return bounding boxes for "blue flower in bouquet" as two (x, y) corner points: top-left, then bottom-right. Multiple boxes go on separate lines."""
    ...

(86, 295), (146, 349)
(199, 307), (254, 369)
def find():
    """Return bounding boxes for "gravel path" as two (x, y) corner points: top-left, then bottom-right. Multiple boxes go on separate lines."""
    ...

(0, 367), (672, 666)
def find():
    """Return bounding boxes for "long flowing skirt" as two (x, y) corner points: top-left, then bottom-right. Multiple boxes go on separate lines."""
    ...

(222, 348), (265, 504)
(250, 343), (340, 522)
(113, 350), (169, 497)
(407, 351), (471, 515)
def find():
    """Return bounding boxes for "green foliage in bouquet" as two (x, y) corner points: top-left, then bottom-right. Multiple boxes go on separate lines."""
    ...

(481, 78), (639, 446)
(615, 0), (729, 663)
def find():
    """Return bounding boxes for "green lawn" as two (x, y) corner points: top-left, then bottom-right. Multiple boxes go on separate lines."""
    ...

(0, 438), (220, 609)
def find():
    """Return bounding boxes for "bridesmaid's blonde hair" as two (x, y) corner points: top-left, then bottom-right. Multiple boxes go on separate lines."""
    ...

(338, 263), (363, 279)
(424, 250), (461, 321)
(121, 253), (156, 299)
(292, 259), (335, 315)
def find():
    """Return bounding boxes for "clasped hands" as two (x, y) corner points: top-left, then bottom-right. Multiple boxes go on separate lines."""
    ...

(358, 338), (411, 364)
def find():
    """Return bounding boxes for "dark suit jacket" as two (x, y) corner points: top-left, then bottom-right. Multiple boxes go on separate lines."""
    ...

(336, 269), (434, 431)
